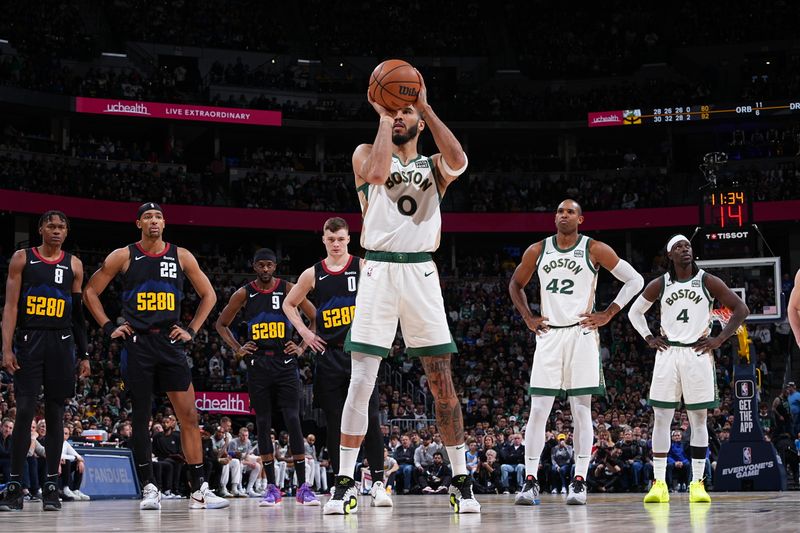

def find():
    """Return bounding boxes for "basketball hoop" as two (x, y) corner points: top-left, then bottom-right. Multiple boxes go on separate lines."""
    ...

(711, 307), (750, 361)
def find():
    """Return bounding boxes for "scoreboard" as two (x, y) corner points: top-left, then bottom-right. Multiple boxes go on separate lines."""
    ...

(699, 190), (754, 259)
(587, 99), (800, 127)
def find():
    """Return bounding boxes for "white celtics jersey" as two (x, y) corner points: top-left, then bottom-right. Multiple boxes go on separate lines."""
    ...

(658, 269), (713, 343)
(359, 154), (442, 253)
(537, 235), (598, 327)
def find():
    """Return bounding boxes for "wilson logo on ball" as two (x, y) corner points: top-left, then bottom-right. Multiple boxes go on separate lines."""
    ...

(398, 85), (418, 96)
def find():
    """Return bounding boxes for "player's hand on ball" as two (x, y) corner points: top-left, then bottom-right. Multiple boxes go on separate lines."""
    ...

(111, 323), (134, 339)
(645, 335), (669, 351)
(367, 89), (394, 118)
(693, 336), (722, 354)
(524, 315), (550, 335)
(414, 69), (429, 112)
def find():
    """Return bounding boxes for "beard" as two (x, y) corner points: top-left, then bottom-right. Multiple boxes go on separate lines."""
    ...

(392, 123), (419, 146)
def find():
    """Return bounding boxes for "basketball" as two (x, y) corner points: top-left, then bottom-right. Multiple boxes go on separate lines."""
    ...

(368, 59), (422, 111)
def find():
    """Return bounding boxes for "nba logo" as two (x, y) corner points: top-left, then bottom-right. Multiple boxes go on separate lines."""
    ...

(743, 447), (752, 465)
(736, 380), (754, 399)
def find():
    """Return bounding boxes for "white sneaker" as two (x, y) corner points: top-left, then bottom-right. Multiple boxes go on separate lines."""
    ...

(369, 481), (393, 507)
(189, 482), (231, 509)
(515, 476), (540, 506)
(560, 487), (567, 495)
(566, 478), (587, 505)
(72, 489), (91, 501)
(218, 488), (233, 498)
(62, 487), (77, 500)
(423, 486), (435, 494)
(235, 487), (248, 498)
(247, 489), (261, 498)
(322, 476), (358, 515)
(140, 483), (161, 510)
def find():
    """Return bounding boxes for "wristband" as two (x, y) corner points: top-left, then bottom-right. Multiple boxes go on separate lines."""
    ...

(187, 327), (197, 340)
(102, 321), (116, 336)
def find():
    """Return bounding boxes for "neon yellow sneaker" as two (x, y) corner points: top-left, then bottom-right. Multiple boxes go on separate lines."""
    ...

(643, 480), (670, 503)
(688, 480), (711, 503)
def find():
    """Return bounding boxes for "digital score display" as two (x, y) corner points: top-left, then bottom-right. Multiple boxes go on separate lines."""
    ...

(587, 99), (800, 127)
(704, 191), (748, 229)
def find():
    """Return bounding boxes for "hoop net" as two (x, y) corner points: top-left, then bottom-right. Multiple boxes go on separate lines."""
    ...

(711, 307), (750, 361)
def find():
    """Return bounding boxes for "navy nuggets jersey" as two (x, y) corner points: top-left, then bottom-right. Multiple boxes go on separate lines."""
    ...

(314, 256), (359, 346)
(242, 279), (293, 352)
(18, 248), (74, 329)
(122, 243), (183, 330)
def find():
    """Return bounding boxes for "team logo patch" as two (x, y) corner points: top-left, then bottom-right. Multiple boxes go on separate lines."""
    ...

(574, 250), (584, 258)
(736, 380), (754, 399)
(366, 266), (374, 278)
(742, 447), (752, 465)
(692, 280), (701, 287)
(415, 159), (430, 169)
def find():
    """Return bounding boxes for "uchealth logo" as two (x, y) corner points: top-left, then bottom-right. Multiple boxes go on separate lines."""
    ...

(736, 380), (754, 399)
(587, 111), (624, 128)
(742, 447), (752, 465)
(194, 391), (254, 414)
(103, 101), (151, 115)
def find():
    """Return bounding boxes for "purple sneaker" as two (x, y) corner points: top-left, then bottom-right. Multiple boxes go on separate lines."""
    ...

(258, 484), (282, 507)
(296, 483), (320, 506)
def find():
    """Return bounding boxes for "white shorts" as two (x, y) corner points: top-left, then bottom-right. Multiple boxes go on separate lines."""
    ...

(648, 346), (719, 410)
(529, 325), (604, 397)
(345, 259), (456, 358)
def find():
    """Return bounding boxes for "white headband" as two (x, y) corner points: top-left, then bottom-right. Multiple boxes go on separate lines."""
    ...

(666, 234), (689, 252)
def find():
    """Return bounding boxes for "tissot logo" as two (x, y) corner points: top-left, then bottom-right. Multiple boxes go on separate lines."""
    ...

(706, 231), (749, 240)
(104, 101), (151, 115)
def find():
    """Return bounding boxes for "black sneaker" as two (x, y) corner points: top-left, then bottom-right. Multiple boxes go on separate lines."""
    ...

(448, 474), (481, 513)
(566, 476), (587, 505)
(42, 482), (61, 511)
(0, 482), (24, 511)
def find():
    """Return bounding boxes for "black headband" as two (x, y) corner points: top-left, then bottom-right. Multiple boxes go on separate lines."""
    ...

(253, 248), (277, 263)
(137, 202), (163, 219)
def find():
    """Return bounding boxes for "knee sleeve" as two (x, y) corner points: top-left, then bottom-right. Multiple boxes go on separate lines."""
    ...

(569, 395), (593, 456)
(687, 409), (709, 448)
(524, 395), (556, 461)
(340, 353), (381, 436)
(652, 407), (675, 454)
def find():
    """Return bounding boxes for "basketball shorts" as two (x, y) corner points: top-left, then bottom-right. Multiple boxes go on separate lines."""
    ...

(121, 331), (192, 393)
(345, 259), (456, 358)
(13, 329), (76, 399)
(648, 346), (719, 410)
(246, 352), (301, 412)
(529, 325), (604, 397)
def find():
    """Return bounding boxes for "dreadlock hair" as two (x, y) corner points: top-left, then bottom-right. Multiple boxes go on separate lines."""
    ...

(665, 254), (699, 282)
(38, 210), (69, 229)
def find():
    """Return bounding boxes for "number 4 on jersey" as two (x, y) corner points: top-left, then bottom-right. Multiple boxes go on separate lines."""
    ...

(677, 308), (690, 323)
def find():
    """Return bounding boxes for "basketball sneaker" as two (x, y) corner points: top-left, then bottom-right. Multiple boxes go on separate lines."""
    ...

(72, 489), (91, 501)
(514, 475), (540, 505)
(643, 480), (670, 503)
(369, 481), (393, 507)
(322, 476), (358, 515)
(259, 484), (282, 507)
(140, 483), (162, 510)
(296, 483), (321, 506)
(189, 482), (231, 509)
(448, 474), (481, 513)
(0, 481), (24, 511)
(566, 476), (587, 505)
(42, 481), (61, 511)
(688, 480), (711, 503)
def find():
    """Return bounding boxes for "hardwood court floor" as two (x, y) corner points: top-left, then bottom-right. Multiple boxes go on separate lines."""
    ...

(4, 491), (798, 532)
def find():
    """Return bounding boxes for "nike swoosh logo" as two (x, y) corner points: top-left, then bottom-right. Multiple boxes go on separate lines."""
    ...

(318, 274), (329, 280)
(582, 330), (591, 336)
(62, 335), (72, 340)
(249, 293), (258, 298)
(545, 251), (555, 255)
(134, 255), (146, 261)
(284, 359), (293, 364)
(191, 496), (205, 504)
(424, 271), (434, 277)
(171, 339), (178, 344)
(29, 260), (41, 264)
